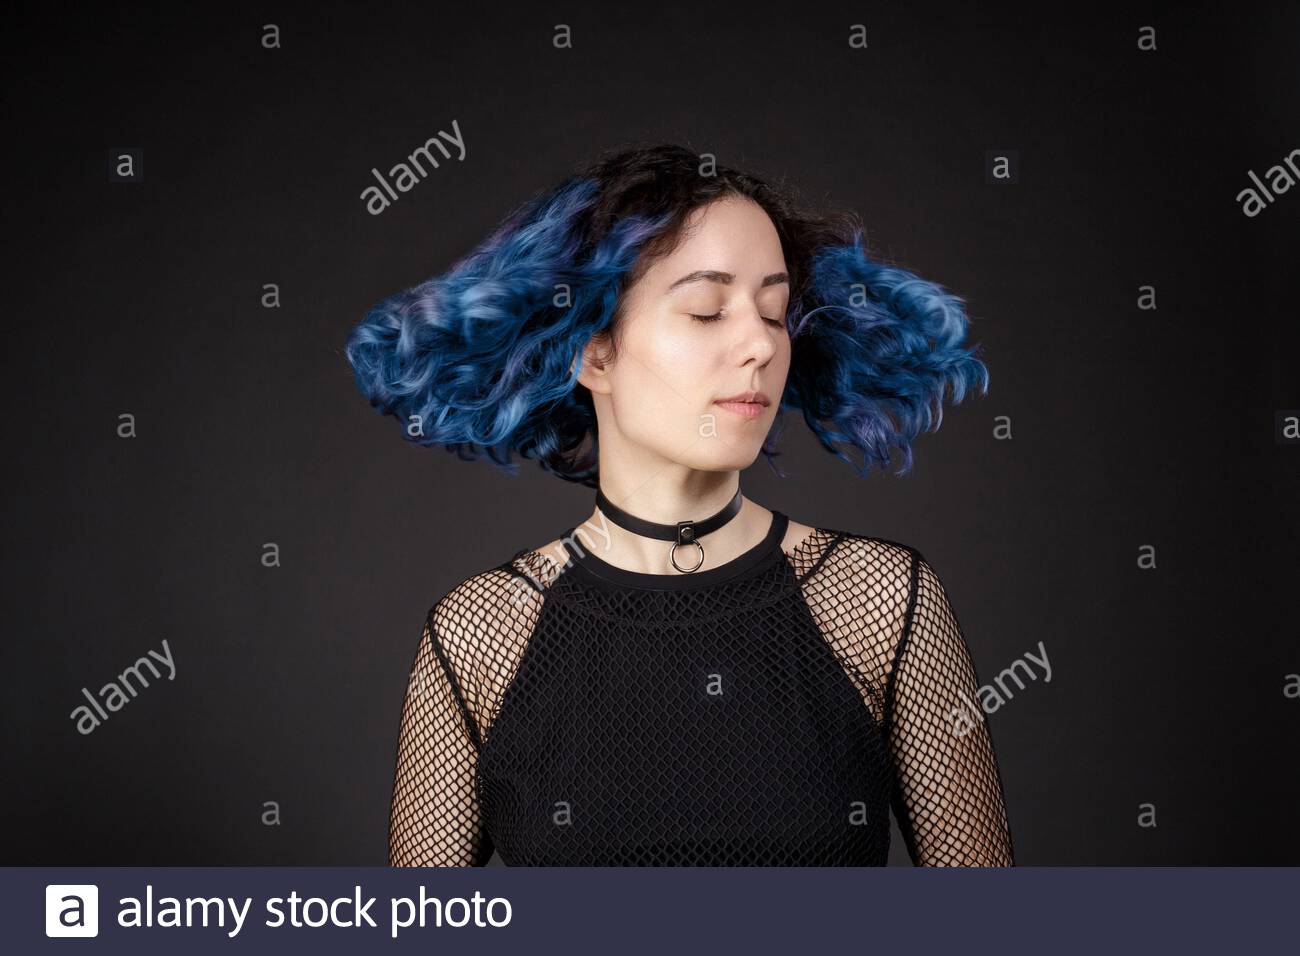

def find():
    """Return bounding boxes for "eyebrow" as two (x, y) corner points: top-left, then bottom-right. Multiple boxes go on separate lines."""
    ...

(666, 270), (789, 292)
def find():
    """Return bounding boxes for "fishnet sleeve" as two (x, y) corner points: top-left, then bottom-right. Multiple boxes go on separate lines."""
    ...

(387, 612), (493, 867)
(885, 552), (1014, 866)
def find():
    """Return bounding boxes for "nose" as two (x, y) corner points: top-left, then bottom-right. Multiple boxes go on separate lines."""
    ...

(735, 304), (779, 367)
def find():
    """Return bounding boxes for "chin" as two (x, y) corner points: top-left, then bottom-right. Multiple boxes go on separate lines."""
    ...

(684, 448), (764, 472)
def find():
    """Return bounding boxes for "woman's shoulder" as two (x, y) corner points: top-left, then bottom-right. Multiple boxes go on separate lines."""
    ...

(785, 510), (919, 553)
(787, 516), (922, 583)
(426, 546), (558, 636)
(782, 516), (818, 554)
(521, 535), (576, 569)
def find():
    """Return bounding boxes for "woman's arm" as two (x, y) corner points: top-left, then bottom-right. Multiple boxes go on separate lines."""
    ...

(388, 615), (494, 866)
(884, 552), (1015, 866)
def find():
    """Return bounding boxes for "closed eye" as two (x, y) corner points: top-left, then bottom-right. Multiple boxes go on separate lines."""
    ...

(690, 312), (786, 328)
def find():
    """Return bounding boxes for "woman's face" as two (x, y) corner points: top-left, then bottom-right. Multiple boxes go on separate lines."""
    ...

(579, 196), (792, 476)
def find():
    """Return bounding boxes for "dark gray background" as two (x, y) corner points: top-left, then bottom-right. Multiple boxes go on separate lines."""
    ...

(3, 1), (1296, 864)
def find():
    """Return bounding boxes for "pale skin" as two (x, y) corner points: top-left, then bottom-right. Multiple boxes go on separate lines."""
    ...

(535, 195), (815, 572)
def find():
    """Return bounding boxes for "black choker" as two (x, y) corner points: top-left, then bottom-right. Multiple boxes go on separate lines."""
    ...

(594, 486), (744, 573)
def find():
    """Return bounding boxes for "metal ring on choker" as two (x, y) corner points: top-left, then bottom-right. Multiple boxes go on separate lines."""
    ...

(594, 486), (744, 574)
(670, 538), (706, 573)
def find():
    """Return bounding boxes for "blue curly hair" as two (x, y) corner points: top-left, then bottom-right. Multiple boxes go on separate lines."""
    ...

(344, 143), (989, 487)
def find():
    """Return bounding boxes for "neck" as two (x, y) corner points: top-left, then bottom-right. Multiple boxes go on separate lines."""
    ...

(577, 469), (770, 576)
(599, 474), (740, 525)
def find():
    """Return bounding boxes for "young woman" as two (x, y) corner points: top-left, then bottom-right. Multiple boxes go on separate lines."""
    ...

(346, 144), (1014, 866)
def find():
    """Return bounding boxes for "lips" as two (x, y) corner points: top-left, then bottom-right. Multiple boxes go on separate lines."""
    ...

(713, 390), (771, 420)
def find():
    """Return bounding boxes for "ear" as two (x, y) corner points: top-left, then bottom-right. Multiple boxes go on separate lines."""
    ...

(574, 330), (615, 395)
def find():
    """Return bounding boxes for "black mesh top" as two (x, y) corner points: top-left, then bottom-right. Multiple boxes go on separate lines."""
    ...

(389, 509), (1015, 866)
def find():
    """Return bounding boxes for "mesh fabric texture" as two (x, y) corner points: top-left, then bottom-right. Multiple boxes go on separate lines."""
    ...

(388, 510), (1014, 866)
